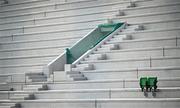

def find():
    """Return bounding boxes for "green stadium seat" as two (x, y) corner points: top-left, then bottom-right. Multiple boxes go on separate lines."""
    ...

(147, 77), (158, 92)
(140, 77), (148, 92)
(140, 77), (158, 92)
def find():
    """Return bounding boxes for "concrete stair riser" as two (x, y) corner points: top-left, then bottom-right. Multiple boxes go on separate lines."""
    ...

(0, 56), (54, 66)
(2, 10), (180, 36)
(82, 68), (180, 80)
(4, 99), (180, 108)
(0, 65), (44, 75)
(81, 57), (180, 70)
(121, 3), (180, 16)
(0, 38), (78, 50)
(106, 38), (179, 50)
(119, 28), (180, 39)
(0, 30), (87, 43)
(0, 103), (20, 108)
(114, 11), (180, 24)
(0, 47), (64, 58)
(0, 0), (98, 12)
(4, 88), (180, 99)
(93, 47), (180, 60)
(0, 0), (50, 12)
(42, 78), (180, 90)
(0, 0), (131, 18)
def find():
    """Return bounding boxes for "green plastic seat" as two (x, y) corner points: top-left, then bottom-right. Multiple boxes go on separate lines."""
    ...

(140, 77), (158, 92)
(140, 77), (148, 91)
(147, 77), (158, 91)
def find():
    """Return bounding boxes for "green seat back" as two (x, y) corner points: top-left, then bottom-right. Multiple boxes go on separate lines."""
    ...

(147, 77), (157, 87)
(140, 77), (148, 88)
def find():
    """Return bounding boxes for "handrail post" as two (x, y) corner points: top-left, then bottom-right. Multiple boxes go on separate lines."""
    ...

(149, 57), (152, 68)
(162, 47), (165, 57)
(136, 68), (139, 79)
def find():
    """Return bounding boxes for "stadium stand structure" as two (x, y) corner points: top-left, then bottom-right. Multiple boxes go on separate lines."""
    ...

(0, 0), (180, 107)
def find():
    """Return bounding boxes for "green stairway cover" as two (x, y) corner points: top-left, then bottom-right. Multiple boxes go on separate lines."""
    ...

(66, 22), (124, 64)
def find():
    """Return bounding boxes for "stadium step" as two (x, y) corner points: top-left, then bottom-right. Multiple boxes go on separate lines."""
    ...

(0, 98), (180, 108)
(0, 103), (20, 108)
(23, 84), (48, 91)
(10, 94), (35, 100)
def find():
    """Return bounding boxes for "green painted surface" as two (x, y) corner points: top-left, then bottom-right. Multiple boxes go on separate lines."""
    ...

(66, 22), (124, 64)
(140, 77), (158, 91)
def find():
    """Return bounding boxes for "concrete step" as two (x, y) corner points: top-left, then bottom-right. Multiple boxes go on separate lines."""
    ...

(93, 46), (180, 60)
(135, 0), (180, 7)
(0, 103), (20, 108)
(71, 76), (88, 81)
(26, 75), (47, 79)
(1, 98), (180, 108)
(10, 87), (180, 99)
(2, 7), (180, 37)
(0, 23), (178, 44)
(81, 56), (180, 70)
(114, 10), (180, 25)
(44, 77), (180, 90)
(0, 29), (85, 43)
(0, 37), (78, 50)
(0, 0), (177, 27)
(0, 83), (12, 91)
(0, 56), (54, 67)
(10, 93), (35, 100)
(85, 54), (107, 61)
(0, 27), (179, 58)
(0, 63), (44, 75)
(23, 84), (48, 91)
(1, 87), (180, 99)
(72, 64), (94, 71)
(106, 34), (132, 43)
(118, 2), (180, 16)
(27, 78), (47, 83)
(96, 43), (120, 52)
(0, 45), (64, 58)
(105, 37), (179, 50)
(120, 27), (180, 39)
(82, 66), (180, 80)
(69, 74), (84, 78)
(0, 0), (95, 13)
(0, 0), (127, 18)
(0, 0), (49, 11)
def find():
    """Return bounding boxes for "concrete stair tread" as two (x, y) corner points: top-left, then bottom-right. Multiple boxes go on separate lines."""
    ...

(26, 72), (44, 76)
(81, 66), (180, 73)
(10, 96), (26, 100)
(27, 79), (47, 83)
(94, 46), (180, 54)
(27, 75), (47, 79)
(23, 84), (48, 91)
(105, 36), (179, 44)
(0, 103), (20, 108)
(19, 76), (180, 84)
(4, 87), (180, 93)
(66, 71), (81, 74)
(114, 8), (180, 19)
(123, 1), (180, 11)
(0, 106), (14, 108)
(24, 84), (45, 88)
(1, 98), (180, 102)
(120, 26), (180, 35)
(72, 77), (88, 81)
(69, 74), (84, 78)
(81, 56), (180, 63)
